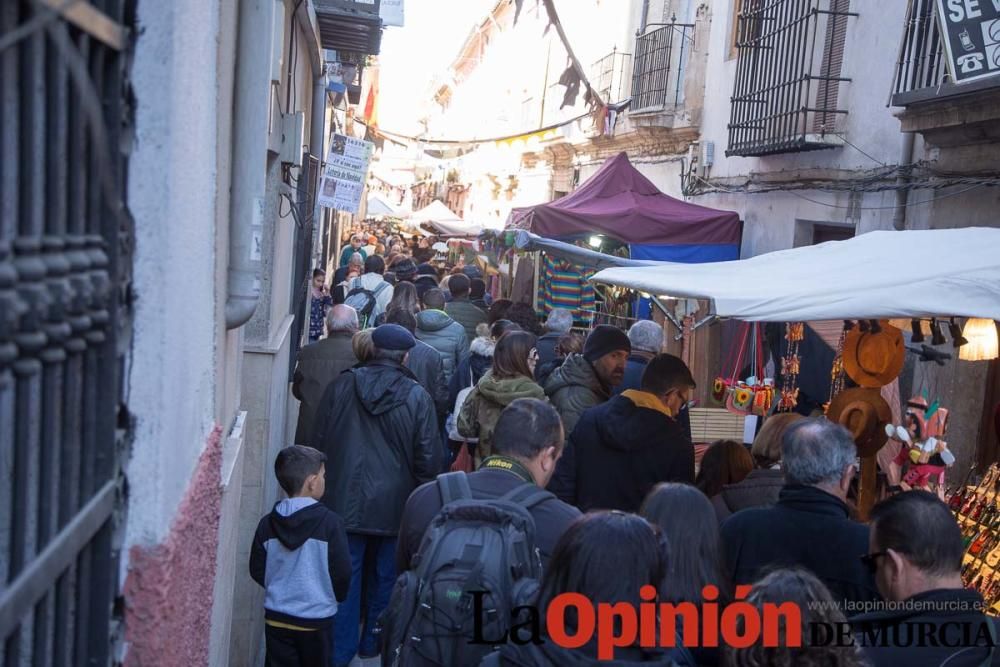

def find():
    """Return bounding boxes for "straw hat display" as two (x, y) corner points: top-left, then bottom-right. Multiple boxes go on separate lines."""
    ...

(827, 387), (893, 457)
(842, 320), (905, 388)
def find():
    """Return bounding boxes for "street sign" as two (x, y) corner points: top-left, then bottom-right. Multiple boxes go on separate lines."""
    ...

(936, 0), (1000, 84)
(318, 134), (374, 213)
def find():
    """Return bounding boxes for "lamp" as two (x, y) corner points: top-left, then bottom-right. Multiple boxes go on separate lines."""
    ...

(930, 318), (946, 346)
(959, 318), (999, 361)
(948, 318), (968, 348)
(588, 235), (602, 248)
(910, 319), (925, 343)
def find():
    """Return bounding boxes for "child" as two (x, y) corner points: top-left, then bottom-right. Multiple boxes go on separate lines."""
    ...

(250, 446), (350, 666)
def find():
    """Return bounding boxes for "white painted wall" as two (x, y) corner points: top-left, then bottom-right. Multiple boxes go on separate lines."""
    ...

(693, 1), (910, 255)
(125, 0), (223, 551)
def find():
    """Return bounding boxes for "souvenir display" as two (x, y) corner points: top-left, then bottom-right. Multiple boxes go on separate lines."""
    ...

(842, 320), (905, 388)
(826, 387), (892, 458)
(712, 322), (773, 416)
(951, 465), (1000, 612)
(777, 322), (804, 412)
(888, 395), (956, 493)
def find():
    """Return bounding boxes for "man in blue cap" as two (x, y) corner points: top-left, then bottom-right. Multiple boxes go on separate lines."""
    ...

(312, 324), (441, 666)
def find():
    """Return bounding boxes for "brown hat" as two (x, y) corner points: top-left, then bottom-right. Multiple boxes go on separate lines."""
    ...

(843, 321), (905, 388)
(827, 387), (892, 457)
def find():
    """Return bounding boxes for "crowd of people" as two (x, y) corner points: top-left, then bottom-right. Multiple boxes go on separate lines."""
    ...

(253, 229), (999, 667)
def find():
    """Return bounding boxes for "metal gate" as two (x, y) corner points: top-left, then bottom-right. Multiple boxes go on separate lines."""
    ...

(0, 1), (134, 664)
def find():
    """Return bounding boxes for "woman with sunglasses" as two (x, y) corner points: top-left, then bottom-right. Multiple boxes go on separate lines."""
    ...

(457, 330), (546, 467)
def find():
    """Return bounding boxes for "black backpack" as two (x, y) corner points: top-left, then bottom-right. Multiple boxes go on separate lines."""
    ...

(344, 279), (388, 327)
(379, 472), (551, 667)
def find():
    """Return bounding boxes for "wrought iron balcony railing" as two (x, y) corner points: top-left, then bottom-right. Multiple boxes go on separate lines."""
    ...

(630, 20), (694, 114)
(727, 0), (856, 157)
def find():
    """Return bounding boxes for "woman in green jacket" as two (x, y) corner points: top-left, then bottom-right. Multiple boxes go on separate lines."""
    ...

(458, 330), (546, 466)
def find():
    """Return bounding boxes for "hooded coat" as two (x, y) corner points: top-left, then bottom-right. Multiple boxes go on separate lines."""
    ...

(547, 390), (695, 512)
(312, 360), (441, 535)
(405, 339), (449, 417)
(448, 334), (494, 409)
(249, 498), (351, 628)
(415, 309), (469, 385)
(543, 353), (609, 438)
(456, 370), (547, 463)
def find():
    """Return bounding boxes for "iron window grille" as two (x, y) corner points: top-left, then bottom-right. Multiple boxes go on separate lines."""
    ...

(890, 0), (1000, 106)
(630, 20), (694, 114)
(727, 0), (857, 157)
(591, 47), (632, 104)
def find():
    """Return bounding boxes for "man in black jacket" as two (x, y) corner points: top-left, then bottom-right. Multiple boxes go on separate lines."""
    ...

(851, 491), (998, 666)
(312, 324), (441, 667)
(720, 418), (880, 607)
(396, 398), (581, 572)
(548, 353), (696, 512)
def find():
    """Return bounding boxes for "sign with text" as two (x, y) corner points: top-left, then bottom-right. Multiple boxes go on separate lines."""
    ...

(318, 134), (374, 213)
(936, 0), (1000, 83)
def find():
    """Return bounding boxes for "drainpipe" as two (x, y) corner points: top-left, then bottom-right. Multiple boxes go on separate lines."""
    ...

(225, 0), (274, 329)
(892, 132), (915, 231)
(640, 0), (650, 32)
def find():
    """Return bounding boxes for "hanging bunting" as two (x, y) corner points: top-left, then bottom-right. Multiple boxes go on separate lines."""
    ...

(558, 64), (581, 108)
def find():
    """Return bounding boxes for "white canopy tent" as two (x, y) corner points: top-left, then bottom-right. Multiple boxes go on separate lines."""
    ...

(365, 193), (400, 218)
(590, 228), (1000, 321)
(406, 200), (503, 237)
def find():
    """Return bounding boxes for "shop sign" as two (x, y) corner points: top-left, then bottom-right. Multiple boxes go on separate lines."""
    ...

(318, 134), (375, 213)
(936, 0), (1000, 83)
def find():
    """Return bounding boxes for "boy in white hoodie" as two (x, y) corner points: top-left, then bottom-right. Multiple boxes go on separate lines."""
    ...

(250, 446), (350, 666)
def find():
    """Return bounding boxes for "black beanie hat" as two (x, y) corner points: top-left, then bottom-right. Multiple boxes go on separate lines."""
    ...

(583, 325), (631, 363)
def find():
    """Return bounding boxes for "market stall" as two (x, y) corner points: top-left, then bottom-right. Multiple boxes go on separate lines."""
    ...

(407, 200), (501, 237)
(504, 152), (742, 323)
(589, 226), (1000, 604)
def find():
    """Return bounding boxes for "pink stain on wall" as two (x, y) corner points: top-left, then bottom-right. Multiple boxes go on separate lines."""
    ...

(123, 425), (223, 667)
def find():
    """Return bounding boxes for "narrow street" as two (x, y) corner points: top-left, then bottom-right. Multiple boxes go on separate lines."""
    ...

(3, 1), (1000, 666)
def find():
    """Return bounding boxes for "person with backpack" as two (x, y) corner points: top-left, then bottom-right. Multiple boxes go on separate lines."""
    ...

(457, 330), (546, 467)
(386, 399), (581, 666)
(481, 512), (694, 666)
(343, 255), (393, 328)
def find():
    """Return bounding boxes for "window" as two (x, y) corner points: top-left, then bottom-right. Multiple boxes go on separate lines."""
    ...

(794, 220), (855, 247)
(727, 0), (857, 157)
(631, 20), (695, 114)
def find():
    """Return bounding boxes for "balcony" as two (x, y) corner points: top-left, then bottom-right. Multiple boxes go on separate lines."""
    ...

(630, 21), (694, 115)
(727, 0), (856, 157)
(890, 0), (1000, 146)
(591, 47), (632, 105)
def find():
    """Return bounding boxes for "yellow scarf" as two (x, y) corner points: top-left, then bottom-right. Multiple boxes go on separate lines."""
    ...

(621, 389), (674, 418)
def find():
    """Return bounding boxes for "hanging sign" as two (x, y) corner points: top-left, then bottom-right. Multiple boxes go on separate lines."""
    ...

(380, 0), (405, 27)
(935, 0), (1000, 83)
(318, 134), (374, 213)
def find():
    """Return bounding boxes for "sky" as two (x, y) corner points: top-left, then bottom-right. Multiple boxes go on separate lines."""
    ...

(376, 0), (498, 135)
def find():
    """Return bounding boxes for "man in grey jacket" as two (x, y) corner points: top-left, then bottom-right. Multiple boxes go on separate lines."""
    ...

(292, 305), (359, 444)
(415, 288), (468, 386)
(384, 308), (448, 418)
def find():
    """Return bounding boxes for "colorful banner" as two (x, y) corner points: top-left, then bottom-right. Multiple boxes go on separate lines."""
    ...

(318, 134), (374, 213)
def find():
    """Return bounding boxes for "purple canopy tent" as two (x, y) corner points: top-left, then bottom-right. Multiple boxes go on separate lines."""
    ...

(508, 152), (741, 261)
(507, 152), (742, 317)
